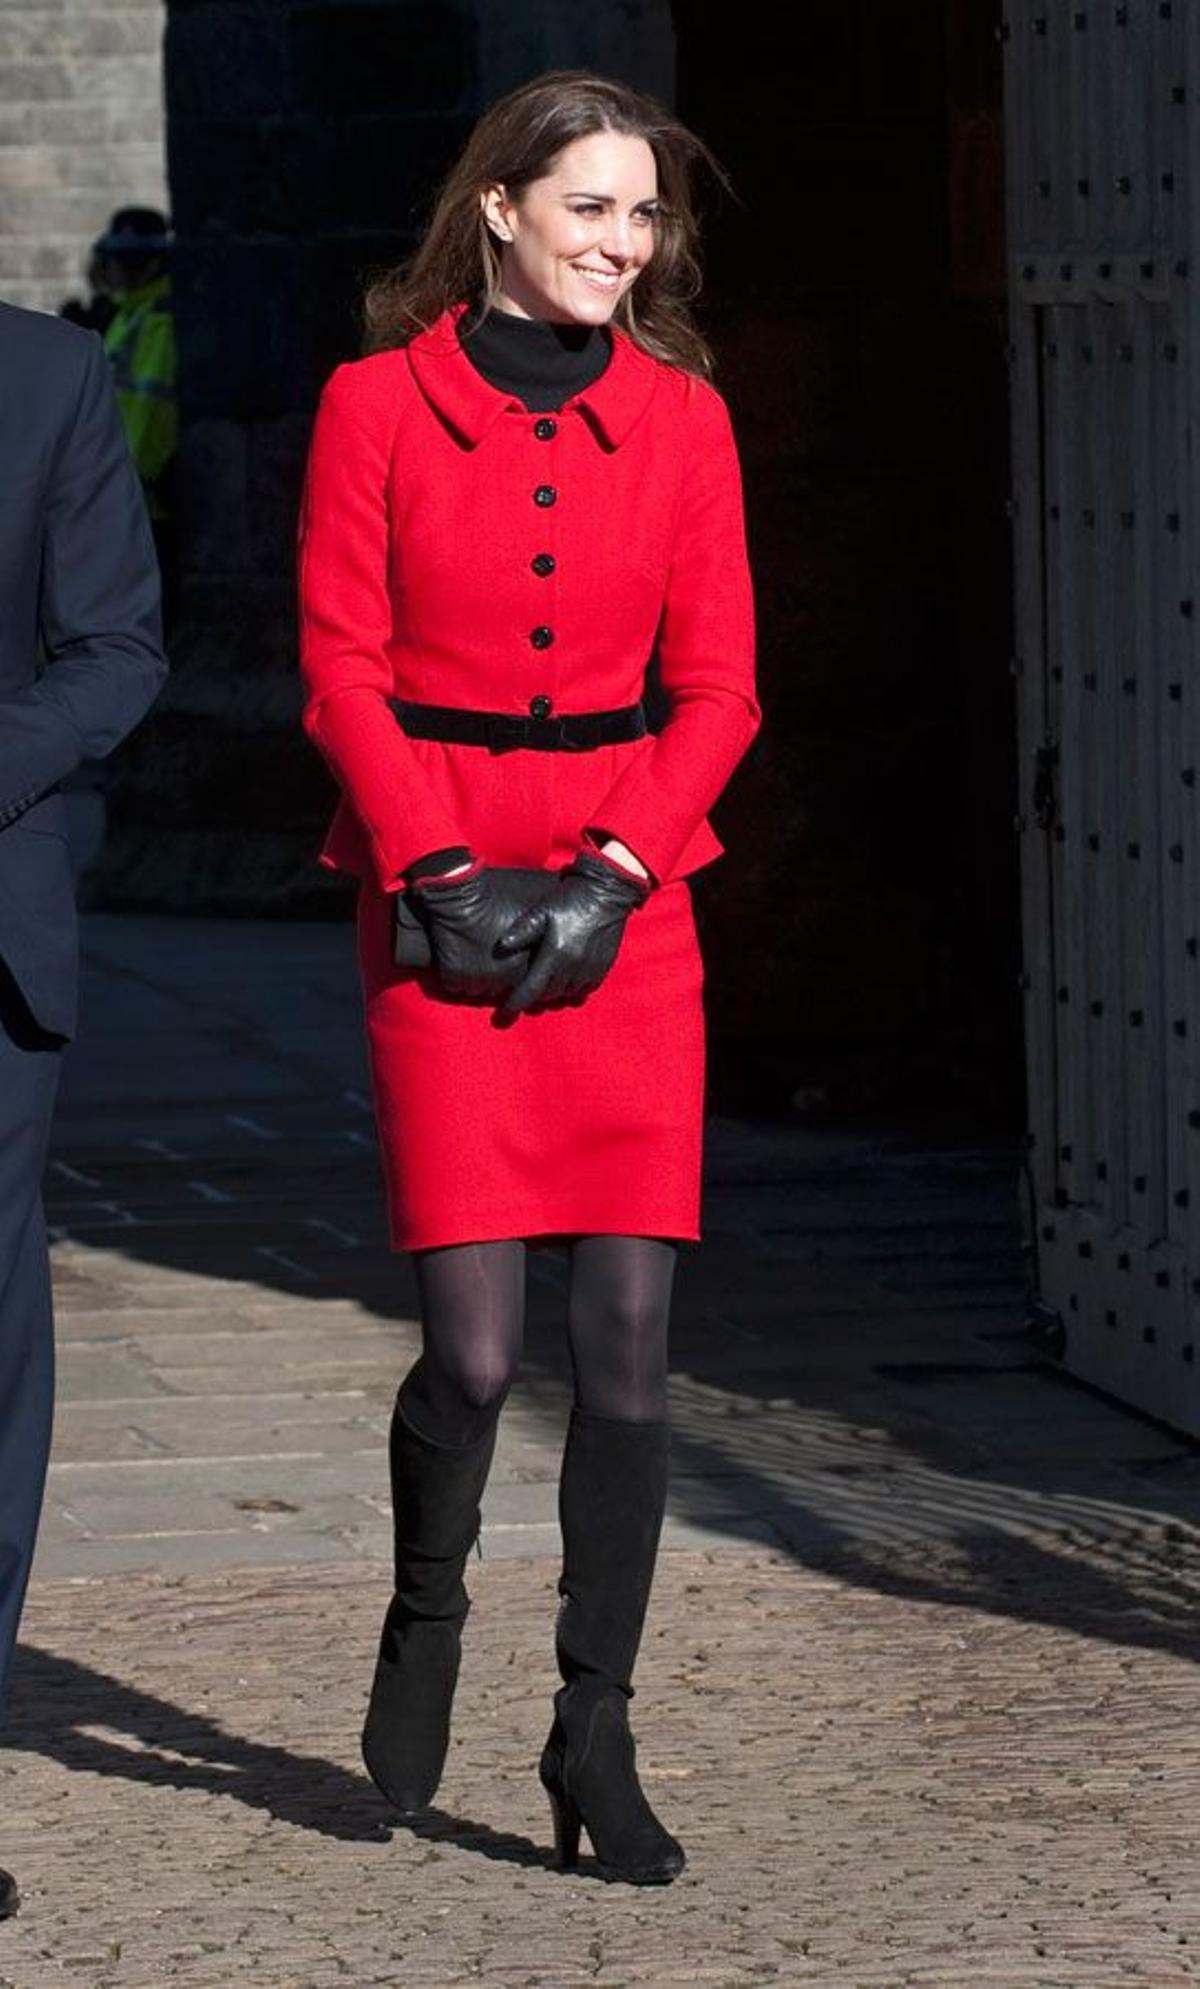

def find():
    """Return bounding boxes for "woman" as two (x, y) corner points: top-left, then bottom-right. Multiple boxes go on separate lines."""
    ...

(297, 69), (759, 1886)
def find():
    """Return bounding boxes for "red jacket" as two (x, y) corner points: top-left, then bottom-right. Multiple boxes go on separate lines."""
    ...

(297, 308), (759, 889)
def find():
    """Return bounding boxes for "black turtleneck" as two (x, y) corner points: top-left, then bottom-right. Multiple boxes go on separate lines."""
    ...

(457, 304), (612, 413)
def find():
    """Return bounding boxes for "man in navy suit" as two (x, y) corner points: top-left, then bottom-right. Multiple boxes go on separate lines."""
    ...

(0, 302), (167, 1919)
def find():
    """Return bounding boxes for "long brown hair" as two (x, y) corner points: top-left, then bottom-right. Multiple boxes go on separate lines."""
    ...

(362, 70), (727, 378)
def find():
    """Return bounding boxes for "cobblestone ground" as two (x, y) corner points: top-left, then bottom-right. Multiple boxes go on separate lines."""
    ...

(2, 916), (1200, 1988)
(5, 1544), (1200, 1989)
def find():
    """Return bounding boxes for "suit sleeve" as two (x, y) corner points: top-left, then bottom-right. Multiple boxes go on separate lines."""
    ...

(0, 334), (167, 827)
(297, 365), (466, 891)
(586, 383), (760, 883)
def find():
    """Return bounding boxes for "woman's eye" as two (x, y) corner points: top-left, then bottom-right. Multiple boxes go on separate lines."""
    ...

(571, 203), (604, 217)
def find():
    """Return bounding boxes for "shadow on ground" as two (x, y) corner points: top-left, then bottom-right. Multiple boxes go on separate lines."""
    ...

(37, 915), (1200, 1672)
(8, 1645), (553, 1870)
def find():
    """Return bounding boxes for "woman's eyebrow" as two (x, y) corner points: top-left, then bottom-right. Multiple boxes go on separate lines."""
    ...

(560, 190), (660, 204)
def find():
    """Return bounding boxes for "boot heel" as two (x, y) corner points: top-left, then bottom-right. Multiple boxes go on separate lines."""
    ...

(545, 1784), (582, 1870)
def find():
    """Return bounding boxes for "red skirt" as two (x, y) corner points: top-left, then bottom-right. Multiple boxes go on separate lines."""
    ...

(356, 878), (706, 1252)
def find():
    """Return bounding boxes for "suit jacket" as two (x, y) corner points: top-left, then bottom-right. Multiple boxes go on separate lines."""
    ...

(297, 306), (759, 893)
(0, 302), (167, 1037)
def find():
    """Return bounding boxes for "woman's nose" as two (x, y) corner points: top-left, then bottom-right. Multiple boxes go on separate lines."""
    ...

(599, 217), (634, 261)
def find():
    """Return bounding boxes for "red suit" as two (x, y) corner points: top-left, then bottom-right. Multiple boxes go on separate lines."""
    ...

(298, 308), (759, 1250)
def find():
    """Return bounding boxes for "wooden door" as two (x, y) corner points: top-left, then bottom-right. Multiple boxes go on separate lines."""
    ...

(1003, 0), (1200, 1430)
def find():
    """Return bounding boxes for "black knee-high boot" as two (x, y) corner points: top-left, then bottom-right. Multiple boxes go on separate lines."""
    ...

(539, 1408), (685, 1884)
(361, 1391), (497, 1812)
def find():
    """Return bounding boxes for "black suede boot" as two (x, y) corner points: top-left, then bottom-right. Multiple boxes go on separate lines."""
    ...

(361, 1392), (497, 1812)
(539, 1408), (685, 1884)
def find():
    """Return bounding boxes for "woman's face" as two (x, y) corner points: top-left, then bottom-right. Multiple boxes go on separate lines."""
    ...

(482, 130), (659, 325)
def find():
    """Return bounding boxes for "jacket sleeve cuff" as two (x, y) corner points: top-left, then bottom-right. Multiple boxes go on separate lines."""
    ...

(403, 845), (475, 885)
(581, 830), (656, 888)
(581, 806), (691, 890)
(304, 688), (467, 893)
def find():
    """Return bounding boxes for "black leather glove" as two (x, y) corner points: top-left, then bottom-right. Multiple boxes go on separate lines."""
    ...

(497, 850), (648, 1016)
(411, 864), (541, 1000)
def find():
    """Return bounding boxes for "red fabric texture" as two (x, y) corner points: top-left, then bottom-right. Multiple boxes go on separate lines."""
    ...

(357, 878), (706, 1250)
(297, 309), (759, 890)
(297, 308), (759, 1250)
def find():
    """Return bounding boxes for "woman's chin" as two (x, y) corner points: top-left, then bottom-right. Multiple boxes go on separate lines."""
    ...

(547, 276), (627, 326)
(560, 293), (621, 326)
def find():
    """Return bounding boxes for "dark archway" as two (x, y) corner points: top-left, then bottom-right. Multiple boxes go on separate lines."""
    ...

(97, 0), (1018, 1122)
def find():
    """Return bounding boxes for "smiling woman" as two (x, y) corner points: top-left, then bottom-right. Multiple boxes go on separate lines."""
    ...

(363, 68), (725, 375)
(479, 130), (660, 325)
(298, 68), (759, 1892)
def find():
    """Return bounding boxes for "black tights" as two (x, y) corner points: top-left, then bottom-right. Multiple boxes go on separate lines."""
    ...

(401, 1237), (676, 1446)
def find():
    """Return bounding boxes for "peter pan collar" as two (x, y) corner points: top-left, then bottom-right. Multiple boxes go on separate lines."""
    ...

(406, 305), (658, 450)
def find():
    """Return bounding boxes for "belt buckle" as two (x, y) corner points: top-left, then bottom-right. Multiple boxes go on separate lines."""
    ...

(529, 715), (567, 751)
(485, 714), (529, 754)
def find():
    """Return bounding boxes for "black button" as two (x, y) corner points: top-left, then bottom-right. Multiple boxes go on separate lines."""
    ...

(533, 484), (557, 507)
(531, 552), (555, 578)
(530, 626), (554, 650)
(529, 695), (553, 719)
(534, 418), (557, 440)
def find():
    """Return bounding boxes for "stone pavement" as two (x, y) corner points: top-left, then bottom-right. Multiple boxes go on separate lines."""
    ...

(2, 915), (1200, 1987)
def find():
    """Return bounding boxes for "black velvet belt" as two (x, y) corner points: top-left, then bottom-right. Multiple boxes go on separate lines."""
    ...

(390, 698), (646, 754)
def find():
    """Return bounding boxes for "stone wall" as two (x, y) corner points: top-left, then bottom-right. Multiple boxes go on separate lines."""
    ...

(0, 0), (166, 315)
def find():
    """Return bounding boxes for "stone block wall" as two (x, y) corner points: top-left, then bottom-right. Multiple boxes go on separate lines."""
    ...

(0, 0), (167, 315)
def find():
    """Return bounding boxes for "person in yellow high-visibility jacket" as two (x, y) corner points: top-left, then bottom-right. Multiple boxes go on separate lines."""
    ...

(94, 208), (178, 624)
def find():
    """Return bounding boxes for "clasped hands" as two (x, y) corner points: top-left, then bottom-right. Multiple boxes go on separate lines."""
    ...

(411, 852), (648, 1016)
